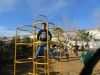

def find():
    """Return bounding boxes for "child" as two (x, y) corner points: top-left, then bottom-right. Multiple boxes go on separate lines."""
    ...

(34, 22), (54, 61)
(65, 46), (69, 61)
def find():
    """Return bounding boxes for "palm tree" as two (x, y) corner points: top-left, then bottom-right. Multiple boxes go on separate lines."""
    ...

(77, 30), (93, 45)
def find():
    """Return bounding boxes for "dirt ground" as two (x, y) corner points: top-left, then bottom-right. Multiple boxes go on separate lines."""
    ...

(2, 53), (100, 75)
(60, 57), (84, 75)
(58, 53), (100, 75)
(57, 56), (100, 75)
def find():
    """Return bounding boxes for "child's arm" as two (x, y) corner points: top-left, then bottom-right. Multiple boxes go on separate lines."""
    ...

(37, 30), (41, 41)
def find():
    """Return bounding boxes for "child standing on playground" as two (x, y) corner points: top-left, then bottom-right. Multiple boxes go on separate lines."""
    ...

(34, 22), (54, 61)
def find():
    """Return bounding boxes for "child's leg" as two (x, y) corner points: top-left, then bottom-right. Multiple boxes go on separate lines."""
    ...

(35, 44), (45, 59)
(48, 47), (54, 58)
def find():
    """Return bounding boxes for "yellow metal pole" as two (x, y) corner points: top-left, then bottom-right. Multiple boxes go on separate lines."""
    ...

(33, 24), (35, 75)
(44, 48), (46, 75)
(58, 30), (63, 75)
(60, 49), (62, 75)
(33, 22), (37, 75)
(14, 27), (17, 75)
(47, 20), (50, 75)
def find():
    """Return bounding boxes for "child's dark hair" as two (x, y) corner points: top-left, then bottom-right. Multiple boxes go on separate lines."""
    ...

(42, 22), (46, 27)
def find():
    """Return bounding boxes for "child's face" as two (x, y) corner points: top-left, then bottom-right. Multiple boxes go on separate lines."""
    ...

(42, 24), (46, 29)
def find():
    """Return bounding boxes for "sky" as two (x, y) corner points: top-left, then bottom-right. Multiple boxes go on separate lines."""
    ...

(0, 0), (100, 36)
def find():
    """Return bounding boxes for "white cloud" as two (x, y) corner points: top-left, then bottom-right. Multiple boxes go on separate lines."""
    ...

(93, 9), (100, 18)
(0, 26), (15, 36)
(0, 0), (75, 15)
(93, 7), (100, 24)
(0, 0), (18, 14)
(0, 25), (34, 37)
(47, 0), (67, 11)
(26, 0), (75, 15)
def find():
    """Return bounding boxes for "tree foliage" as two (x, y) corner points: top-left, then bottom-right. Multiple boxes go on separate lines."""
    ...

(21, 36), (31, 43)
(53, 27), (64, 37)
(77, 30), (93, 42)
(2, 36), (33, 64)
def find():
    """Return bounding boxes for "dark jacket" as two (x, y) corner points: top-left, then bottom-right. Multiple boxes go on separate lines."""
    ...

(37, 29), (52, 42)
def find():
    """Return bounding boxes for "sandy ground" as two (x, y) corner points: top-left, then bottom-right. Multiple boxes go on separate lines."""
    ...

(2, 53), (100, 75)
(52, 53), (100, 75)
(61, 58), (83, 75)
(51, 54), (84, 75)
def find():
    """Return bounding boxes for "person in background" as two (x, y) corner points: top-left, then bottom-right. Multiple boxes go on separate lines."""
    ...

(63, 43), (69, 61)
(64, 46), (69, 61)
(85, 43), (90, 50)
(80, 43), (94, 65)
(74, 42), (79, 58)
(81, 44), (85, 51)
(68, 43), (74, 55)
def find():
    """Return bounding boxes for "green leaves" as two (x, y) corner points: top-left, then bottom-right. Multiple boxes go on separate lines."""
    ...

(77, 30), (93, 42)
(21, 36), (31, 43)
(53, 27), (64, 37)
(2, 36), (33, 64)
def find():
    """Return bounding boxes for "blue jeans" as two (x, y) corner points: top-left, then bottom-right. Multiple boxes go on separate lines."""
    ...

(35, 44), (54, 59)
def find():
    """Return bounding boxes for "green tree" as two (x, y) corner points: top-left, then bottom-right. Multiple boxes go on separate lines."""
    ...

(0, 40), (5, 49)
(2, 36), (32, 64)
(16, 36), (32, 59)
(2, 37), (15, 64)
(53, 27), (64, 41)
(21, 36), (31, 43)
(77, 30), (93, 44)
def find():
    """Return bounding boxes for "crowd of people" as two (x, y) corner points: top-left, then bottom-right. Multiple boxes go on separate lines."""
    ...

(62, 42), (95, 66)
(33, 22), (95, 65)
